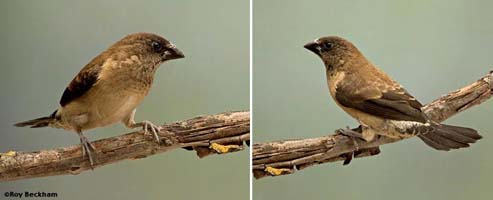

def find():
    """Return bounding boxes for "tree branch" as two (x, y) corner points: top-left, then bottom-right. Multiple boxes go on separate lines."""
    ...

(253, 71), (492, 179)
(0, 111), (250, 182)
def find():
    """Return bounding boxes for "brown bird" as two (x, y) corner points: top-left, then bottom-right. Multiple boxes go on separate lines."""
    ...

(15, 32), (184, 166)
(304, 36), (481, 151)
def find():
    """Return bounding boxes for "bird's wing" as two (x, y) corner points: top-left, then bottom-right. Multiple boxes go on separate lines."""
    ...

(335, 79), (428, 123)
(59, 55), (106, 107)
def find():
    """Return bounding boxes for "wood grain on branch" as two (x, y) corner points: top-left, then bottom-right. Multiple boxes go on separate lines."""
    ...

(0, 111), (250, 182)
(253, 71), (492, 179)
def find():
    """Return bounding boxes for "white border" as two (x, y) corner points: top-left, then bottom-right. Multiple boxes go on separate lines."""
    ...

(249, 0), (253, 199)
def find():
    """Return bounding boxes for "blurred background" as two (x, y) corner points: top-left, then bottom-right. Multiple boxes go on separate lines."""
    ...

(0, 0), (249, 199)
(253, 0), (492, 200)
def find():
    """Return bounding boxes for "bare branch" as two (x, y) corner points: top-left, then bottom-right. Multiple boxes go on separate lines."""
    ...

(0, 111), (250, 182)
(253, 71), (492, 179)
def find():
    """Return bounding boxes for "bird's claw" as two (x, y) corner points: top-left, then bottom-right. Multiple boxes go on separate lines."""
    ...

(336, 126), (365, 140)
(336, 126), (364, 151)
(142, 120), (162, 145)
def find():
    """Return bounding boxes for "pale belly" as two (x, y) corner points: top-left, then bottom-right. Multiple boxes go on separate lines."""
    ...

(58, 85), (146, 131)
(340, 106), (386, 128)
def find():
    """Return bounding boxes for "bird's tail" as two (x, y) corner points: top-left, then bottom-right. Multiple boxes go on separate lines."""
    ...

(14, 110), (57, 128)
(418, 124), (482, 151)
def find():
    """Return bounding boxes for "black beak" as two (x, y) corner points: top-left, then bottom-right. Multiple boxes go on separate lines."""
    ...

(304, 41), (320, 56)
(165, 48), (185, 60)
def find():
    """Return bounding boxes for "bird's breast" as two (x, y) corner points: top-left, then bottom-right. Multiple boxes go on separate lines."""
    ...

(99, 56), (157, 92)
(327, 70), (345, 99)
(87, 87), (146, 129)
(326, 70), (387, 129)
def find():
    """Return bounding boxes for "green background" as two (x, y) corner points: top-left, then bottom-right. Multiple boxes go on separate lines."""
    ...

(0, 0), (249, 199)
(253, 0), (492, 200)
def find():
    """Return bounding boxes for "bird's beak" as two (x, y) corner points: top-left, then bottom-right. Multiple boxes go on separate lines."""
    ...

(164, 47), (185, 61)
(304, 41), (321, 56)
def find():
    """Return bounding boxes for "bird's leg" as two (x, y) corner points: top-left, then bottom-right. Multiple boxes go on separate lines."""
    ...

(122, 109), (172, 146)
(361, 126), (378, 141)
(77, 130), (95, 167)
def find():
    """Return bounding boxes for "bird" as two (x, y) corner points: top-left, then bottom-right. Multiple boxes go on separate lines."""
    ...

(304, 36), (482, 151)
(14, 32), (185, 166)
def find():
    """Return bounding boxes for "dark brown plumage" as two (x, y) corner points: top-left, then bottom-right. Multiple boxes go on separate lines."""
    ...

(15, 32), (184, 166)
(334, 82), (428, 123)
(304, 36), (481, 151)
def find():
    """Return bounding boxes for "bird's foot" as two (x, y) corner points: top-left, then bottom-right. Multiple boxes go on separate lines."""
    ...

(336, 126), (366, 140)
(210, 143), (243, 154)
(141, 120), (162, 145)
(336, 126), (365, 153)
(79, 135), (96, 168)
(335, 126), (382, 166)
(335, 127), (360, 166)
(140, 120), (173, 146)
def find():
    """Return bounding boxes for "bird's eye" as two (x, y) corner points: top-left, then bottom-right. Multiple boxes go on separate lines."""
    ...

(151, 41), (163, 53)
(321, 42), (334, 51)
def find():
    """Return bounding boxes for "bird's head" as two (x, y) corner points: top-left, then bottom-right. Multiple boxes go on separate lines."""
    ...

(304, 36), (362, 72)
(109, 32), (184, 67)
